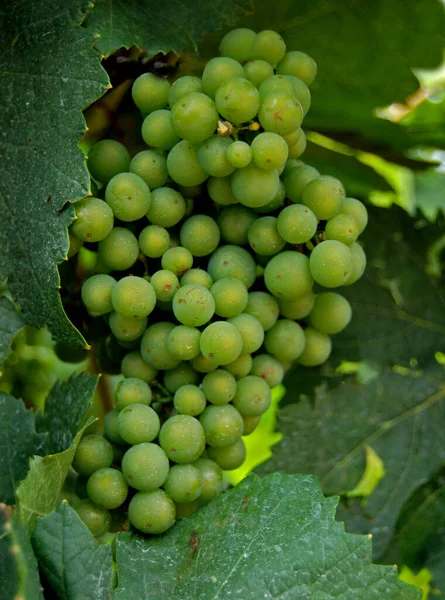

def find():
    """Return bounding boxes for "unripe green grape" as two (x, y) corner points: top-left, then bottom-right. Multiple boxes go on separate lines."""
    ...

(161, 247), (193, 276)
(202, 369), (237, 405)
(243, 415), (261, 435)
(243, 59), (274, 87)
(282, 129), (303, 148)
(180, 215), (221, 257)
(167, 140), (209, 186)
(132, 73), (170, 114)
(146, 187), (186, 228)
(264, 251), (313, 300)
(244, 291), (279, 331)
(130, 150), (168, 190)
(339, 197), (368, 234)
(219, 28), (256, 62)
(122, 443), (169, 491)
(141, 109), (180, 149)
(167, 326), (201, 360)
(259, 74), (296, 98)
(277, 204), (317, 244)
(308, 292), (352, 334)
(88, 140), (131, 184)
(224, 354), (253, 379)
(302, 176), (345, 220)
(284, 164), (320, 203)
(208, 439), (246, 471)
(217, 205), (256, 246)
(193, 458), (223, 502)
(278, 293), (315, 320)
(71, 197), (114, 242)
(211, 277), (248, 318)
(87, 468), (128, 509)
(163, 362), (199, 393)
(104, 409), (126, 445)
(207, 175), (238, 206)
(163, 464), (202, 503)
(68, 232), (83, 258)
(190, 353), (218, 374)
(231, 163), (280, 208)
(75, 499), (111, 537)
(128, 489), (176, 534)
(139, 225), (170, 259)
(97, 228), (139, 271)
(255, 179), (286, 214)
(208, 245), (257, 289)
(109, 312), (147, 342)
(115, 377), (152, 410)
(81, 274), (116, 315)
(310, 240), (353, 288)
(226, 141), (252, 169)
(215, 77), (261, 124)
(118, 403), (160, 445)
(200, 321), (243, 365)
(251, 29), (286, 64)
(174, 385), (207, 416)
(174, 499), (200, 518)
(202, 57), (244, 98)
(247, 216), (286, 256)
(159, 415), (206, 463)
(168, 76), (203, 107)
(251, 132), (289, 172)
(72, 435), (114, 477)
(150, 270), (180, 302)
(276, 51), (317, 86)
(265, 319), (306, 361)
(228, 313), (264, 354)
(198, 135), (235, 178)
(111, 276), (156, 319)
(141, 322), (181, 370)
(200, 404), (244, 447)
(180, 269), (213, 289)
(325, 213), (359, 246)
(298, 327), (332, 366)
(345, 242), (367, 285)
(251, 354), (284, 388)
(288, 132), (307, 158)
(232, 375), (271, 417)
(285, 76), (311, 115)
(121, 351), (158, 382)
(105, 173), (151, 222)
(171, 92), (219, 143)
(172, 284), (215, 327)
(258, 91), (303, 136)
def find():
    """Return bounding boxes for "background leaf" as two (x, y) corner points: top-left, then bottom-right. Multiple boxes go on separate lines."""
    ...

(0, 298), (24, 368)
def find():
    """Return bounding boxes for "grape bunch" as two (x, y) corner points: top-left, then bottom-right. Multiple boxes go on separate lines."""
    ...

(69, 27), (368, 536)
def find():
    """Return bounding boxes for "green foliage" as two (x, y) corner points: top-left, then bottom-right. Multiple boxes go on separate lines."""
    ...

(0, 298), (24, 367)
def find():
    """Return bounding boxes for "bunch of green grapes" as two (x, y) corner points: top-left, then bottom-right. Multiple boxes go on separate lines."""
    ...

(69, 27), (368, 536)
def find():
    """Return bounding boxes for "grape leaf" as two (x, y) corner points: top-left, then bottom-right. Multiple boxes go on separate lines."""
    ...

(32, 502), (113, 600)
(114, 473), (419, 599)
(0, 394), (46, 505)
(0, 298), (24, 368)
(423, 534), (445, 596)
(0, 1), (109, 347)
(414, 168), (445, 222)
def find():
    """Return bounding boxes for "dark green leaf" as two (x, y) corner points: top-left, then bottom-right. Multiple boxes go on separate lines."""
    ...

(414, 168), (445, 222)
(423, 533), (445, 595)
(0, 297), (24, 368)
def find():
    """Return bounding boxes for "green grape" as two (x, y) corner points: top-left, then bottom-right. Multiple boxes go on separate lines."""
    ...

(247, 216), (286, 256)
(244, 291), (279, 330)
(128, 489), (175, 534)
(250, 30), (286, 65)
(68, 232), (83, 258)
(104, 409), (126, 445)
(139, 225), (170, 259)
(159, 415), (206, 463)
(97, 228), (139, 271)
(88, 140), (131, 184)
(345, 242), (366, 285)
(284, 164), (320, 203)
(141, 109), (180, 149)
(232, 374), (271, 417)
(264, 251), (313, 300)
(259, 74), (296, 98)
(71, 197), (114, 242)
(190, 353), (218, 373)
(208, 439), (246, 471)
(193, 458), (223, 501)
(167, 326), (201, 360)
(171, 93), (219, 143)
(180, 215), (220, 257)
(168, 76), (203, 107)
(132, 73), (170, 114)
(228, 313), (264, 354)
(174, 499), (200, 518)
(285, 76), (311, 115)
(172, 284), (215, 326)
(180, 269), (213, 289)
(75, 499), (111, 537)
(81, 274), (116, 315)
(219, 28), (256, 62)
(277, 204), (317, 244)
(202, 57), (244, 98)
(282, 129), (303, 148)
(174, 385), (207, 416)
(310, 240), (352, 287)
(325, 213), (359, 246)
(117, 403), (160, 445)
(146, 187), (186, 228)
(215, 78), (260, 124)
(211, 277), (248, 318)
(217, 205), (256, 246)
(265, 319), (306, 361)
(202, 369), (236, 405)
(141, 322), (181, 370)
(298, 327), (332, 366)
(72, 435), (114, 477)
(339, 197), (368, 234)
(105, 173), (151, 222)
(242, 415), (261, 435)
(276, 51), (317, 86)
(115, 377), (152, 410)
(121, 443), (169, 491)
(130, 150), (168, 190)
(254, 181), (286, 214)
(163, 362), (199, 393)
(243, 59), (274, 87)
(162, 246), (194, 275)
(251, 132), (289, 171)
(278, 292), (315, 320)
(226, 141), (252, 169)
(283, 158), (303, 175)
(258, 91), (303, 135)
(167, 140), (209, 186)
(224, 354), (253, 378)
(288, 132), (307, 158)
(302, 176), (345, 220)
(87, 468), (128, 509)
(308, 292), (352, 334)
(231, 163), (280, 208)
(200, 404), (244, 447)
(207, 245), (257, 289)
(163, 464), (202, 503)
(207, 175), (238, 205)
(250, 354), (284, 388)
(109, 312), (147, 342)
(150, 270), (180, 302)
(197, 135), (234, 177)
(121, 351), (158, 382)
(111, 276), (156, 319)
(200, 321), (243, 365)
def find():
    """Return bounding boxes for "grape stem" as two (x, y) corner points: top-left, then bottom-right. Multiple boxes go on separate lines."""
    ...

(88, 343), (114, 413)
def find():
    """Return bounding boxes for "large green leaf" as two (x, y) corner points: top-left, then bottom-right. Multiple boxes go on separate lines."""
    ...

(414, 168), (445, 222)
(114, 473), (419, 599)
(0, 298), (24, 368)
(0, 1), (109, 346)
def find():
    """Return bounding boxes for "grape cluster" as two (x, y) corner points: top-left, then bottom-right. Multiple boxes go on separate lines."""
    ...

(69, 27), (368, 536)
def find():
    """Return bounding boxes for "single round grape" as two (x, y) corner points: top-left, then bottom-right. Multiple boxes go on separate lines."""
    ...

(88, 140), (131, 184)
(232, 375), (271, 417)
(200, 404), (244, 447)
(284, 164), (320, 203)
(345, 242), (367, 285)
(259, 74), (295, 99)
(277, 204), (317, 244)
(197, 135), (234, 178)
(117, 404), (160, 445)
(105, 173), (151, 222)
(115, 377), (152, 410)
(288, 131), (307, 159)
(226, 142), (251, 170)
(302, 176), (345, 220)
(71, 198), (114, 242)
(276, 51), (317, 85)
(309, 293), (352, 334)
(139, 225), (170, 258)
(285, 76), (311, 115)
(251, 354), (284, 388)
(228, 313), (264, 354)
(202, 57), (244, 98)
(202, 369), (236, 405)
(339, 197), (368, 234)
(310, 240), (353, 288)
(298, 327), (332, 366)
(231, 163), (280, 208)
(122, 443), (169, 491)
(141, 322), (181, 370)
(111, 276), (156, 319)
(171, 92), (219, 143)
(265, 319), (306, 361)
(282, 128), (303, 148)
(180, 215), (221, 257)
(132, 73), (170, 114)
(87, 468), (128, 509)
(243, 415), (261, 435)
(159, 415), (206, 463)
(121, 351), (158, 382)
(81, 274), (116, 315)
(215, 77), (261, 124)
(208, 245), (257, 289)
(141, 109), (180, 149)
(68, 232), (83, 258)
(161, 246), (193, 275)
(98, 228), (139, 271)
(193, 458), (223, 502)
(244, 291), (279, 331)
(168, 76), (203, 107)
(217, 205), (256, 246)
(172, 284), (215, 327)
(208, 439), (246, 471)
(167, 325), (201, 360)
(251, 132), (289, 172)
(163, 464), (202, 503)
(224, 354), (253, 379)
(146, 187), (186, 228)
(278, 293), (315, 320)
(104, 409), (126, 445)
(72, 435), (114, 477)
(180, 269), (213, 289)
(130, 150), (168, 190)
(167, 140), (209, 186)
(325, 214), (359, 246)
(200, 321), (243, 365)
(174, 385), (207, 416)
(128, 489), (176, 534)
(189, 353), (217, 374)
(258, 91), (303, 135)
(250, 30), (285, 64)
(264, 251), (313, 300)
(211, 277), (248, 318)
(150, 270), (180, 302)
(219, 28), (256, 62)
(75, 499), (111, 537)
(207, 175), (238, 205)
(243, 59), (274, 87)
(163, 362), (199, 393)
(109, 312), (147, 342)
(247, 216), (286, 256)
